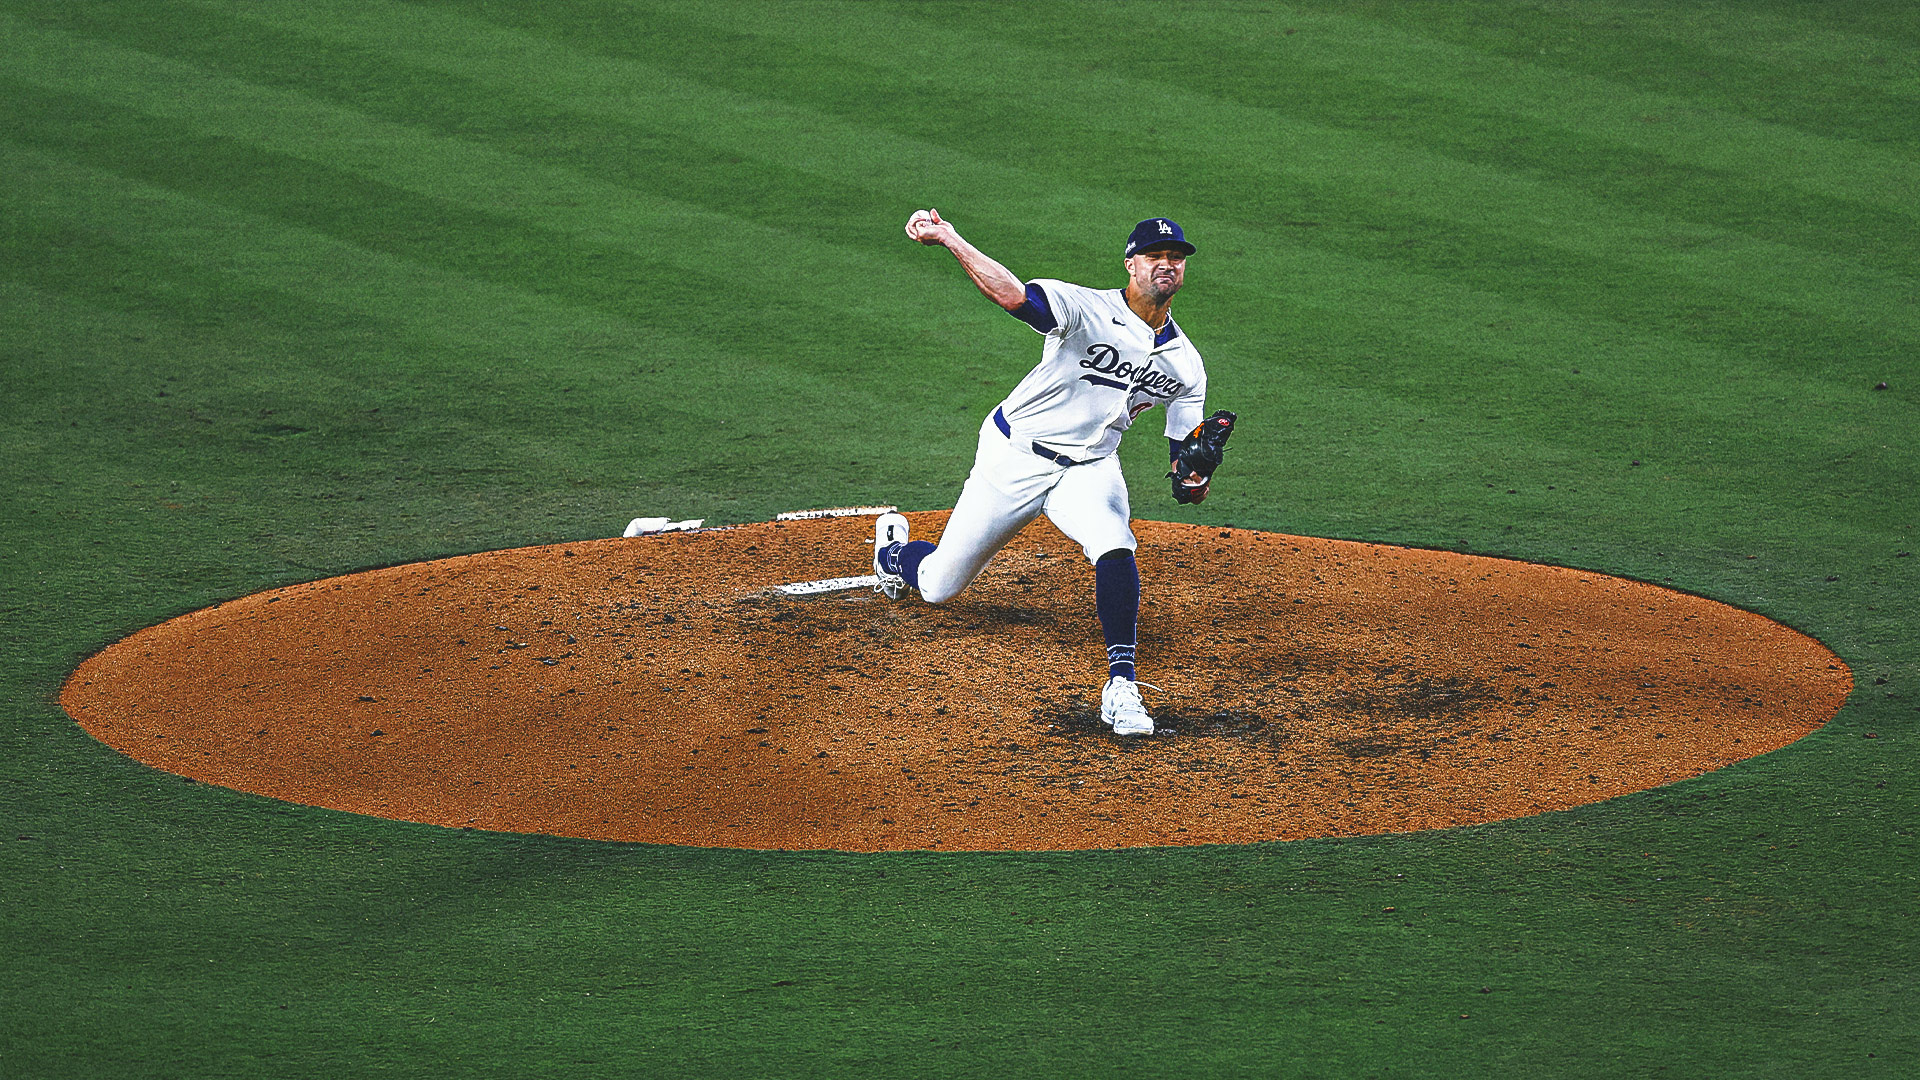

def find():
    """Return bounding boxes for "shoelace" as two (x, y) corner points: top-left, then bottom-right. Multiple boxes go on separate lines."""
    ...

(1111, 679), (1162, 706)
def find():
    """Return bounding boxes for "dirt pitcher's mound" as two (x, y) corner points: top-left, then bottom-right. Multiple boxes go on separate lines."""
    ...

(63, 514), (1849, 851)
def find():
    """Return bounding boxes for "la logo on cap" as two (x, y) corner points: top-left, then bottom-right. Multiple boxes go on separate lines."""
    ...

(1124, 217), (1196, 257)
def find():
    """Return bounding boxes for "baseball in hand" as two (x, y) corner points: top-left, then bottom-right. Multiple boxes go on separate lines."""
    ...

(906, 208), (945, 244)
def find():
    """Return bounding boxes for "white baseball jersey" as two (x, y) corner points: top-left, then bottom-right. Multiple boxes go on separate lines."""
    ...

(998, 279), (1208, 461)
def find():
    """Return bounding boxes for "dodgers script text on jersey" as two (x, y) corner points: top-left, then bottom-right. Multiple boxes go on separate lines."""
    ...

(996, 278), (1208, 462)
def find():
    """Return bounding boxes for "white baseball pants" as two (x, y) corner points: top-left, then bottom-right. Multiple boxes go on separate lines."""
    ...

(913, 413), (1137, 604)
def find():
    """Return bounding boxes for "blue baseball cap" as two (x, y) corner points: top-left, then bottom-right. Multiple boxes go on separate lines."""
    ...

(1124, 218), (1195, 257)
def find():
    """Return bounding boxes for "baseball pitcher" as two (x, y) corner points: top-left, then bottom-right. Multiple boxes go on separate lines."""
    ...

(871, 210), (1236, 735)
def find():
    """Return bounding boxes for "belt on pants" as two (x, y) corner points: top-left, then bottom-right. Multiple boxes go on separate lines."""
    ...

(993, 407), (1093, 467)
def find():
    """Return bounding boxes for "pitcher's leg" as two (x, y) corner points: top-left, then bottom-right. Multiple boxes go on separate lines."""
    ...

(911, 469), (1043, 603)
(891, 417), (1053, 604)
(1044, 457), (1155, 734)
(1041, 454), (1137, 563)
(1092, 550), (1140, 681)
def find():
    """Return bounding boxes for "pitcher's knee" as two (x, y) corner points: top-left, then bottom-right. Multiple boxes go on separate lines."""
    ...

(915, 560), (978, 604)
(918, 579), (962, 604)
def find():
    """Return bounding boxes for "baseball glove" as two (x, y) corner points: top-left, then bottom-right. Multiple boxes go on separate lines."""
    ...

(1168, 410), (1236, 504)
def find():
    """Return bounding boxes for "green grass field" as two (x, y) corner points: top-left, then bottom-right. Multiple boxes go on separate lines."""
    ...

(3, 1), (1915, 1075)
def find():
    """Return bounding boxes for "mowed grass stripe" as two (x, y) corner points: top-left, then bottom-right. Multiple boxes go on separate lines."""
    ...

(669, 2), (1917, 323)
(918, 1), (1920, 272)
(0, 280), (428, 617)
(898, 0), (1920, 217)
(0, 15), (915, 330)
(479, 0), (1917, 365)
(188, 0), (1127, 272)
(0, 274), (818, 600)
(1296, 0), (1920, 144)
(1, 134), (867, 408)
(50, 0), (1121, 281)
(192, 0), (1916, 388)
(0, 139), (990, 516)
(0, 29), (1000, 421)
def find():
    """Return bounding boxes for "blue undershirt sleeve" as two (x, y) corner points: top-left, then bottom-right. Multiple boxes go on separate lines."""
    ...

(1009, 281), (1059, 333)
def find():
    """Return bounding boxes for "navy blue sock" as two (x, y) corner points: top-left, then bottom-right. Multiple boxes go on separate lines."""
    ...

(1094, 550), (1139, 681)
(896, 540), (936, 590)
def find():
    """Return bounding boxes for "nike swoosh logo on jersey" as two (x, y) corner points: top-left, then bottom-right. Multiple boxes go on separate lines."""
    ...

(1111, 318), (1127, 326)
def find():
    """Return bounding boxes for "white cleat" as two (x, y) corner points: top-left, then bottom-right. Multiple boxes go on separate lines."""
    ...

(1100, 676), (1159, 736)
(872, 512), (909, 600)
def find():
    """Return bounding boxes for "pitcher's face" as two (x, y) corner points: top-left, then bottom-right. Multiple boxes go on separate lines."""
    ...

(1126, 248), (1187, 303)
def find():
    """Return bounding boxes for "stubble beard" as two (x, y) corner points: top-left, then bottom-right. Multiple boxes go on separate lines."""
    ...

(1142, 273), (1181, 305)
